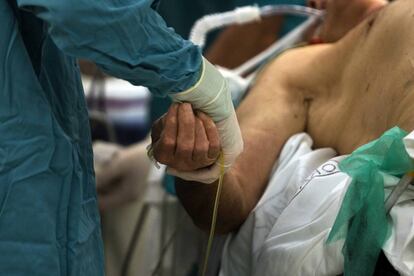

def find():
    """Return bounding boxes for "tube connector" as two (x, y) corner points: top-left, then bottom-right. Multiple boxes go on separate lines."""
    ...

(233, 6), (261, 24)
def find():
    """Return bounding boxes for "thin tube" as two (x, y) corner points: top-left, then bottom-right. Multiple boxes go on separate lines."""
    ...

(260, 5), (323, 17)
(233, 15), (323, 76)
(190, 5), (323, 48)
(385, 173), (414, 213)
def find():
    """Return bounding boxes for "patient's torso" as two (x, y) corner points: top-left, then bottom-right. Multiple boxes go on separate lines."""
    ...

(304, 0), (414, 154)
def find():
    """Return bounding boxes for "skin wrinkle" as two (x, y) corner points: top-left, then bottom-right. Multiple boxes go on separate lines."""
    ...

(366, 16), (376, 36)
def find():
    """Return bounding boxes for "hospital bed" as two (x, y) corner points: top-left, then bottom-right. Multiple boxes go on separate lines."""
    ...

(90, 5), (412, 276)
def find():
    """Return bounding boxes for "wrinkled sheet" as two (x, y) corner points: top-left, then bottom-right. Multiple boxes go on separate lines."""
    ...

(220, 133), (414, 276)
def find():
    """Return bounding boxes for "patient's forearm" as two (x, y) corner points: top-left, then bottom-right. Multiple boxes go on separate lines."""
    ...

(176, 128), (291, 234)
(176, 51), (313, 233)
(175, 170), (246, 234)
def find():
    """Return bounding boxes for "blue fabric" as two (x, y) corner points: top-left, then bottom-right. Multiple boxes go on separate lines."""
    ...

(16, 0), (202, 96)
(1, 0), (204, 274)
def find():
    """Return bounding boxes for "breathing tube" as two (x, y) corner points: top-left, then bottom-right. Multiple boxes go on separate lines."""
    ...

(189, 5), (324, 49)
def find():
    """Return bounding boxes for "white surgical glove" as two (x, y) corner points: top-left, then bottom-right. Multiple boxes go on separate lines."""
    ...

(168, 58), (244, 184)
(217, 66), (249, 106)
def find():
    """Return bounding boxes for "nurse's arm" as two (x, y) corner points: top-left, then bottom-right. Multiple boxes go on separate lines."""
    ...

(167, 52), (310, 234)
(16, 0), (201, 96)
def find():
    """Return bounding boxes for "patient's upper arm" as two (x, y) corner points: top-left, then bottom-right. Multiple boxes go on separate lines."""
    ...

(231, 52), (309, 207)
(231, 44), (335, 211)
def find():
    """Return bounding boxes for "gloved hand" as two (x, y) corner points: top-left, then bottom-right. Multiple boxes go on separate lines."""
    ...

(168, 58), (243, 183)
(94, 140), (151, 211)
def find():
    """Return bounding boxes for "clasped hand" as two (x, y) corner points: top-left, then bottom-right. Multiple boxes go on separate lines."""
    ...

(151, 103), (221, 172)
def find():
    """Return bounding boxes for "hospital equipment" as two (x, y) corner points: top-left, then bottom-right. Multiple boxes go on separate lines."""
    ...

(200, 152), (225, 276)
(385, 173), (413, 213)
(86, 77), (151, 145)
(190, 5), (324, 77)
(190, 5), (322, 49)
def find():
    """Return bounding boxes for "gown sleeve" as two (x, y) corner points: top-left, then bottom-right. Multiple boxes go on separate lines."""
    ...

(16, 0), (202, 96)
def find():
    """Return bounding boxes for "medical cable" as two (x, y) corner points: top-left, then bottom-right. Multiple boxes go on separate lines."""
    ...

(190, 5), (323, 49)
(384, 172), (414, 213)
(200, 152), (225, 276)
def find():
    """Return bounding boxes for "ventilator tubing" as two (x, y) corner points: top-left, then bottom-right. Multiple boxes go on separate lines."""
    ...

(189, 5), (323, 48)
(190, 6), (261, 48)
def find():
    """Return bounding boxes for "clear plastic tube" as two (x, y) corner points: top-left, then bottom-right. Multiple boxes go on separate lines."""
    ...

(260, 5), (323, 18)
(233, 15), (322, 76)
(189, 5), (323, 48)
(385, 173), (414, 213)
(190, 6), (261, 48)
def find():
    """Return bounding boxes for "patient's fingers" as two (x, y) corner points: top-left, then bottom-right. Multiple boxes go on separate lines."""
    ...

(175, 103), (195, 169)
(153, 104), (221, 171)
(153, 104), (178, 165)
(193, 117), (210, 165)
(151, 114), (165, 143)
(196, 111), (220, 160)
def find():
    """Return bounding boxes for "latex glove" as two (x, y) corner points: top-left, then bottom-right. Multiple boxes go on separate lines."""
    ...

(217, 66), (249, 106)
(94, 140), (151, 211)
(169, 58), (243, 183)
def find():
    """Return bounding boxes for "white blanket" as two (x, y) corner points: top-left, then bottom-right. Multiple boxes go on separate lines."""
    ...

(220, 133), (414, 276)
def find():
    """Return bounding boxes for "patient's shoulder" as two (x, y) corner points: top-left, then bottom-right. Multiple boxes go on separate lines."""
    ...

(259, 44), (338, 99)
(266, 45), (331, 77)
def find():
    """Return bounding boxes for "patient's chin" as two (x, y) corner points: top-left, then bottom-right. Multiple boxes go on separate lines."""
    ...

(319, 0), (386, 43)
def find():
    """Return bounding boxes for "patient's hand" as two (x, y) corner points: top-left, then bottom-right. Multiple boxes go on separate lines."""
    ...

(151, 103), (221, 172)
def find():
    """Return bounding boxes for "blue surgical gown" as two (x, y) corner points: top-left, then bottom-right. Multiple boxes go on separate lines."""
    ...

(0, 0), (202, 275)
